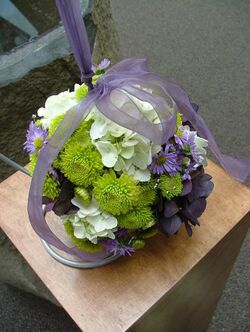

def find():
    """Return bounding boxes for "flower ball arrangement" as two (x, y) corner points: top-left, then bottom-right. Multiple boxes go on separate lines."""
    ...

(24, 59), (213, 257)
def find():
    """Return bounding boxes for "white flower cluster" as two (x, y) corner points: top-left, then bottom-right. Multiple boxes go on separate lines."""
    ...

(90, 108), (161, 182)
(64, 197), (117, 244)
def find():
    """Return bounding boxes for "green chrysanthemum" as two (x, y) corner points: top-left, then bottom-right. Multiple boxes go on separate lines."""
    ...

(28, 153), (60, 200)
(137, 181), (157, 207)
(65, 119), (93, 147)
(29, 153), (38, 175)
(43, 175), (60, 200)
(176, 112), (183, 137)
(94, 171), (140, 215)
(60, 142), (103, 186)
(64, 221), (102, 253)
(74, 187), (92, 206)
(131, 239), (145, 250)
(159, 173), (183, 200)
(75, 83), (88, 102)
(48, 114), (65, 137)
(118, 206), (155, 230)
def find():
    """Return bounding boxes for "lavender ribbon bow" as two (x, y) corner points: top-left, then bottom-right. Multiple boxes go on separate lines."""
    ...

(27, 0), (249, 260)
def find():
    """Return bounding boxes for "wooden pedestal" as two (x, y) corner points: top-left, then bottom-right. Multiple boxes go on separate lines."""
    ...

(0, 160), (249, 332)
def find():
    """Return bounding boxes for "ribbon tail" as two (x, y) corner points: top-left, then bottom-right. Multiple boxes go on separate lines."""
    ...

(56, 0), (93, 86)
(180, 96), (250, 182)
(28, 94), (109, 261)
(152, 75), (250, 182)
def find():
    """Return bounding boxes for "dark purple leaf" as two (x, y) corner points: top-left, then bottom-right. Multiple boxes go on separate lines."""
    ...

(159, 215), (182, 235)
(53, 180), (75, 216)
(164, 200), (179, 218)
(184, 220), (193, 237)
(180, 180), (192, 196)
(183, 198), (207, 221)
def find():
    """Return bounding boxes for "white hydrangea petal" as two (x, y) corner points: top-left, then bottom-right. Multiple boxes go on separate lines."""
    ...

(120, 145), (135, 159)
(152, 144), (162, 155)
(134, 168), (151, 182)
(37, 107), (45, 117)
(95, 141), (118, 167)
(113, 156), (126, 172)
(90, 116), (108, 140)
(133, 147), (151, 169)
(73, 222), (86, 239)
(72, 197), (100, 216)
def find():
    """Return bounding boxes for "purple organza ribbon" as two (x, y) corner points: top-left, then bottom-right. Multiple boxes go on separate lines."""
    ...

(27, 0), (249, 260)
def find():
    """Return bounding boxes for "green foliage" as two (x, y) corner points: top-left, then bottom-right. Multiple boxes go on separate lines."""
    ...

(131, 239), (145, 250)
(159, 173), (183, 200)
(94, 171), (140, 215)
(140, 227), (159, 239)
(64, 221), (102, 253)
(118, 206), (155, 230)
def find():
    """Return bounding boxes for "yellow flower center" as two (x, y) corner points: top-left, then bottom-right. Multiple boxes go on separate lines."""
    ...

(33, 137), (43, 150)
(156, 155), (167, 166)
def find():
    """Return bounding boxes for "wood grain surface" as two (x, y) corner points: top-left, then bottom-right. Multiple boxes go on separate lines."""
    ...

(0, 160), (249, 332)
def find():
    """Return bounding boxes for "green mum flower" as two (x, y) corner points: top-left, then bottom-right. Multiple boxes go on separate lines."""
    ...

(118, 206), (155, 230)
(48, 114), (65, 137)
(176, 112), (183, 137)
(64, 221), (102, 253)
(28, 152), (60, 200)
(60, 142), (103, 186)
(131, 239), (145, 250)
(159, 173), (183, 200)
(94, 171), (140, 215)
(43, 175), (60, 200)
(74, 187), (92, 206)
(137, 181), (157, 207)
(29, 153), (38, 175)
(75, 84), (88, 102)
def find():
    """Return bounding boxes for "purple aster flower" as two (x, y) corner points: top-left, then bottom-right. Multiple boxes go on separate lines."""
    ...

(150, 145), (181, 175)
(119, 245), (135, 256)
(98, 58), (110, 70)
(181, 130), (197, 159)
(102, 239), (135, 256)
(24, 122), (48, 154)
(182, 161), (198, 181)
(92, 58), (111, 73)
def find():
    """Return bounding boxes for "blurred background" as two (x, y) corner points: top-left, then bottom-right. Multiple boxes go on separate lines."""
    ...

(0, 0), (249, 331)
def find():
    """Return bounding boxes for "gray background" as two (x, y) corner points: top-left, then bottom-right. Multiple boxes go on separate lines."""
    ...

(0, 0), (249, 331)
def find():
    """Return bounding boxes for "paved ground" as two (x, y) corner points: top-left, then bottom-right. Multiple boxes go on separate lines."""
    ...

(0, 0), (249, 331)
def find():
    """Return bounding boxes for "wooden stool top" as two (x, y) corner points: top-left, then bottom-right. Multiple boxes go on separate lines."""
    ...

(0, 160), (249, 332)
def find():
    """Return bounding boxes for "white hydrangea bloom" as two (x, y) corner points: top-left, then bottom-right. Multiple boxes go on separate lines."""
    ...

(194, 135), (208, 166)
(64, 197), (118, 244)
(37, 90), (78, 128)
(90, 108), (161, 181)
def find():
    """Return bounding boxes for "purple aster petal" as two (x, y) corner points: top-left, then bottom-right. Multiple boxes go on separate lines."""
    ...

(98, 58), (110, 70)
(102, 239), (119, 256)
(24, 121), (48, 154)
(119, 245), (135, 256)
